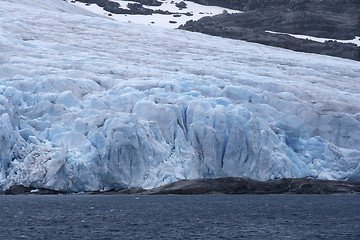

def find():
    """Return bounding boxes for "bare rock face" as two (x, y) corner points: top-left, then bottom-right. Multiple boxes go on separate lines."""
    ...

(175, 1), (187, 9)
(73, 0), (190, 15)
(145, 178), (360, 195)
(3, 179), (360, 195)
(180, 0), (360, 61)
(2, 185), (67, 195)
(133, 0), (163, 6)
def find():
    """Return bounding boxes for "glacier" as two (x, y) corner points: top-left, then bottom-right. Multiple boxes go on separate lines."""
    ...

(0, 0), (360, 191)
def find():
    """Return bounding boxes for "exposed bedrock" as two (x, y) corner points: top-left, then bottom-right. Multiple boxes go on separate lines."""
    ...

(180, 0), (360, 60)
(145, 177), (360, 194)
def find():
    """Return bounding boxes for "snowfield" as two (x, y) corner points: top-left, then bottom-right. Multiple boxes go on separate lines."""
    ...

(70, 0), (240, 28)
(1, 0), (360, 191)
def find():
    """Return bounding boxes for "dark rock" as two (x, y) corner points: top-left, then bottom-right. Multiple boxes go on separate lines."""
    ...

(179, 0), (360, 61)
(116, 187), (145, 194)
(2, 185), (68, 195)
(130, 0), (163, 7)
(126, 3), (152, 15)
(85, 187), (146, 195)
(4, 178), (359, 195)
(3, 185), (34, 195)
(175, 1), (187, 10)
(73, 0), (194, 17)
(188, 0), (360, 14)
(73, 0), (171, 15)
(153, 9), (173, 15)
(169, 20), (177, 24)
(144, 178), (360, 195)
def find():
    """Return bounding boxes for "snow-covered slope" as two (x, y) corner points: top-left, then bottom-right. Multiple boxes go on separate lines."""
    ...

(1, 0), (360, 191)
(69, 0), (240, 28)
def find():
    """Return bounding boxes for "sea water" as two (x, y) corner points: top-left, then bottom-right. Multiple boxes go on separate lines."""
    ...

(0, 194), (359, 239)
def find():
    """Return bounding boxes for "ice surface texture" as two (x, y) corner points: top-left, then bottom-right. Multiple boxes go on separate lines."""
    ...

(1, 0), (360, 191)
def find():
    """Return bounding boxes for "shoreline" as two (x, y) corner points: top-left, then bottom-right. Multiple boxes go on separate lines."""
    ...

(2, 177), (360, 195)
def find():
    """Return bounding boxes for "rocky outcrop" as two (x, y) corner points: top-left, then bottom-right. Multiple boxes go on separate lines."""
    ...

(175, 1), (187, 10)
(1, 185), (68, 195)
(145, 178), (360, 195)
(185, 0), (360, 39)
(73, 0), (190, 15)
(189, 0), (360, 16)
(131, 0), (163, 7)
(180, 18), (360, 61)
(180, 0), (360, 61)
(2, 178), (360, 194)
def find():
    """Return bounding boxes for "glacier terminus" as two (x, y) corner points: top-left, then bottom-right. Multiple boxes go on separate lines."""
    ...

(0, 0), (360, 192)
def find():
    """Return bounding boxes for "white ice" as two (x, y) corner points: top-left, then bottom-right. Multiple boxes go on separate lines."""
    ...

(1, 0), (360, 191)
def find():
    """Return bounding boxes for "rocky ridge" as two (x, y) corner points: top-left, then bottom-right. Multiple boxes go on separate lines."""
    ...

(3, 178), (360, 195)
(145, 178), (360, 194)
(179, 0), (360, 61)
(73, 0), (192, 16)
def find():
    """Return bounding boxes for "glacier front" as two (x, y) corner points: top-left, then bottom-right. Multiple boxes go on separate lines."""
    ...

(1, 0), (360, 191)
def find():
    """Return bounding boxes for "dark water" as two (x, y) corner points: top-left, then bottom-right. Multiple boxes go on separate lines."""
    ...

(0, 194), (359, 239)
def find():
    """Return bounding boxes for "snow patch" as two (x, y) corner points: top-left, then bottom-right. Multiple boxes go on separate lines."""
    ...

(266, 31), (360, 47)
(69, 0), (240, 28)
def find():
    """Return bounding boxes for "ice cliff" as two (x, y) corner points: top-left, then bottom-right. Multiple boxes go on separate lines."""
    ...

(1, 0), (360, 191)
